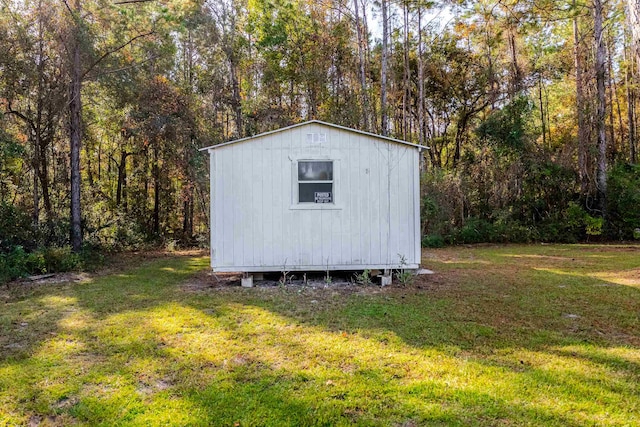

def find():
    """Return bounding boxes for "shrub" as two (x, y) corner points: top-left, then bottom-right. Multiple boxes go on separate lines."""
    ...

(0, 246), (46, 282)
(422, 234), (445, 248)
(0, 245), (92, 284)
(607, 163), (640, 239)
(42, 246), (82, 272)
(0, 203), (36, 253)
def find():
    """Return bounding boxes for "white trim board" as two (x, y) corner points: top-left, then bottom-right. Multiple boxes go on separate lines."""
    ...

(199, 120), (430, 152)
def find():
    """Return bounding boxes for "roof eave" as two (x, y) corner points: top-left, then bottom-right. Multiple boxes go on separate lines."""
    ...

(198, 120), (430, 152)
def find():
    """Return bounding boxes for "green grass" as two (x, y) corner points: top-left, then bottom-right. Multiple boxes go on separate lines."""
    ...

(1, 244), (639, 426)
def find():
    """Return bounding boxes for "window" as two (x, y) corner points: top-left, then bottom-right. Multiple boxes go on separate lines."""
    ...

(298, 161), (333, 203)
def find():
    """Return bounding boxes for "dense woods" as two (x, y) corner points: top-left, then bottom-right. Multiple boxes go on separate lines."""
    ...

(1, 0), (640, 280)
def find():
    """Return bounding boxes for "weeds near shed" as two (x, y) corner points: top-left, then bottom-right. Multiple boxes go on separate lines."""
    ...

(324, 258), (332, 286)
(279, 259), (291, 286)
(395, 253), (414, 286)
(353, 269), (373, 285)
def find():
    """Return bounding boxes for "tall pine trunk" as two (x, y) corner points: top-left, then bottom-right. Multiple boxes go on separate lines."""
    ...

(417, 6), (425, 148)
(594, 0), (608, 215)
(627, 42), (638, 163)
(402, 1), (410, 139)
(627, 0), (639, 163)
(354, 0), (369, 131)
(574, 0), (589, 195)
(69, 2), (83, 251)
(381, 0), (389, 136)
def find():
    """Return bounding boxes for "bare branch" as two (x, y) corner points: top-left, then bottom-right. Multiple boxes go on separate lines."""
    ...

(61, 0), (74, 16)
(3, 102), (37, 135)
(81, 30), (155, 80)
(113, 0), (157, 4)
(90, 54), (160, 79)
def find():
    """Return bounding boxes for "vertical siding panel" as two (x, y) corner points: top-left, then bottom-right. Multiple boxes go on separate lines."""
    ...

(232, 145), (242, 266)
(208, 151), (220, 268)
(224, 148), (234, 266)
(382, 144), (389, 265)
(283, 130), (293, 267)
(350, 133), (361, 264)
(292, 130), (299, 264)
(273, 133), (284, 268)
(299, 128), (310, 266)
(214, 151), (223, 267)
(398, 146), (410, 265)
(224, 148), (232, 266)
(330, 129), (342, 266)
(296, 128), (304, 265)
(372, 137), (379, 265)
(322, 130), (332, 266)
(340, 130), (350, 266)
(297, 129), (305, 266)
(242, 142), (253, 267)
(413, 149), (421, 265)
(256, 138), (270, 267)
(363, 135), (372, 265)
(379, 143), (387, 265)
(311, 209), (322, 267)
(264, 136), (274, 267)
(387, 144), (396, 265)
(251, 140), (262, 266)
(403, 147), (410, 262)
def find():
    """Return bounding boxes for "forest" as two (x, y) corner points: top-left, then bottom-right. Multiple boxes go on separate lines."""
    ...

(1, 0), (640, 281)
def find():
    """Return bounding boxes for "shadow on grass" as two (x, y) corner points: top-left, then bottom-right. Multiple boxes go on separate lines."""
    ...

(1, 247), (639, 425)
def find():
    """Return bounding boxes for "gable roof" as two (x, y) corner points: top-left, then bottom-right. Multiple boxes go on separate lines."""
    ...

(198, 120), (430, 152)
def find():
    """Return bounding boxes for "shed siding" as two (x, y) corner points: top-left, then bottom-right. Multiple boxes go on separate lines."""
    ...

(210, 123), (420, 272)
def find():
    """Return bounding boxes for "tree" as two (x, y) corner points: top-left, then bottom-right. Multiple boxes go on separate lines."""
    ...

(380, 0), (390, 135)
(594, 0), (607, 214)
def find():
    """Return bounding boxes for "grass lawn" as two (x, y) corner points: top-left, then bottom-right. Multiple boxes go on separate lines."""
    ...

(1, 245), (639, 426)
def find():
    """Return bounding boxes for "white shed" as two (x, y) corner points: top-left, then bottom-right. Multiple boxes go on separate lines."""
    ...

(200, 120), (427, 276)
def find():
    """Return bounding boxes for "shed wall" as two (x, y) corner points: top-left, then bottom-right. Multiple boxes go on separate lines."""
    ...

(210, 123), (420, 272)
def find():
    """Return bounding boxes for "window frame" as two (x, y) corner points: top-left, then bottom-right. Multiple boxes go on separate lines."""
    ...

(290, 157), (342, 210)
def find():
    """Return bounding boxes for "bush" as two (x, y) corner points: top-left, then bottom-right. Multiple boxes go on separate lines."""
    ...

(607, 163), (640, 239)
(422, 234), (445, 248)
(0, 203), (36, 253)
(0, 246), (45, 282)
(42, 246), (82, 272)
(0, 245), (90, 284)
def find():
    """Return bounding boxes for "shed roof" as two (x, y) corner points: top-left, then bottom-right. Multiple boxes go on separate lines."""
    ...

(198, 120), (430, 152)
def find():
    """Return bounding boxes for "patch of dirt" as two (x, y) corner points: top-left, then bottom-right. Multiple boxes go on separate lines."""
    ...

(181, 268), (445, 298)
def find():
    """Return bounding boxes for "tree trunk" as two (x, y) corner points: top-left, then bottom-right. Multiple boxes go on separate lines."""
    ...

(594, 0), (608, 215)
(417, 6), (425, 148)
(402, 1), (410, 140)
(69, 4), (83, 251)
(361, 3), (376, 131)
(116, 150), (128, 207)
(354, 0), (369, 130)
(574, 0), (589, 195)
(453, 113), (468, 167)
(626, 6), (638, 163)
(153, 144), (160, 235)
(628, 0), (640, 65)
(380, 0), (389, 136)
(507, 28), (522, 97)
(229, 54), (243, 138)
(606, 32), (617, 163)
(33, 144), (39, 227)
(628, 49), (638, 163)
(539, 75), (547, 148)
(38, 145), (52, 220)
(183, 196), (193, 238)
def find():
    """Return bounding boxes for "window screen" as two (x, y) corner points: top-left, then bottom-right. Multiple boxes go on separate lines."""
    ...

(298, 161), (333, 203)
